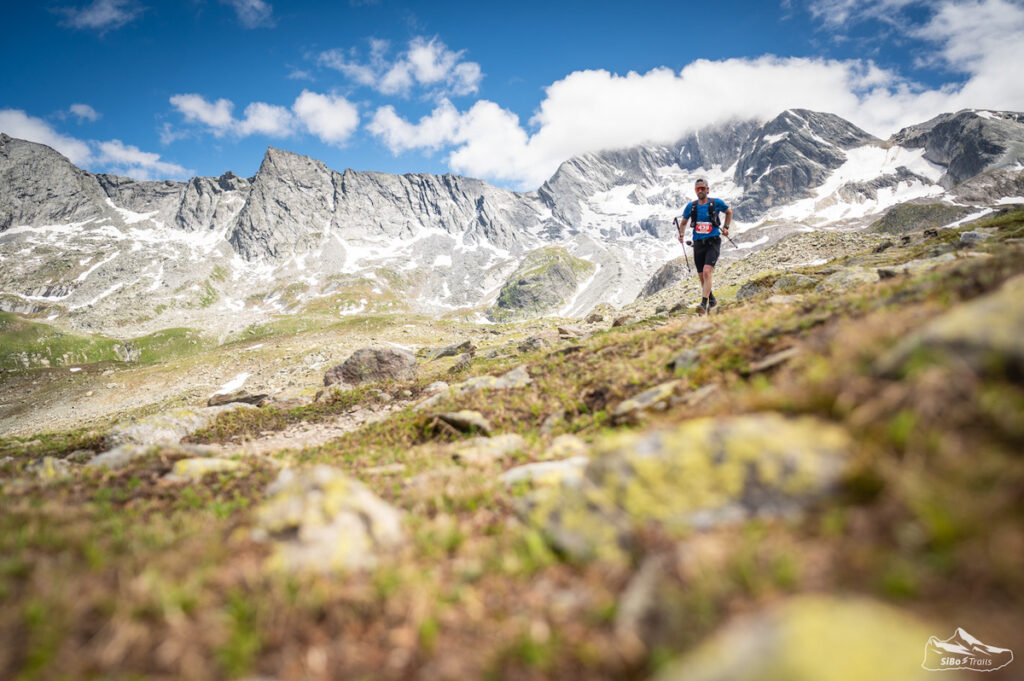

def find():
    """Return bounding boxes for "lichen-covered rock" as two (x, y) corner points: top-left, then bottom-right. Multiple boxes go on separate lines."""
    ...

(452, 433), (527, 465)
(163, 457), (241, 482)
(654, 595), (948, 681)
(814, 267), (879, 292)
(876, 252), (956, 278)
(107, 405), (247, 448)
(501, 456), (590, 488)
(27, 456), (73, 479)
(324, 346), (417, 387)
(521, 413), (851, 562)
(772, 273), (817, 292)
(254, 465), (404, 573)
(432, 410), (492, 435)
(612, 380), (681, 422)
(878, 274), (1024, 378)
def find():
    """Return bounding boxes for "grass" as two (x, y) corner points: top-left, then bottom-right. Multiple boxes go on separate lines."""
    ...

(1, 215), (1023, 680)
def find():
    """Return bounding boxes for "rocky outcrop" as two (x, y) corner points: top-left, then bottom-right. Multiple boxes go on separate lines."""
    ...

(521, 413), (851, 562)
(870, 202), (974, 234)
(732, 109), (881, 219)
(0, 134), (110, 230)
(487, 246), (595, 321)
(637, 257), (690, 299)
(891, 109), (1024, 188)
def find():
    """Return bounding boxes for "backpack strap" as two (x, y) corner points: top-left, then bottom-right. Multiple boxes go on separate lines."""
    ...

(708, 198), (719, 228)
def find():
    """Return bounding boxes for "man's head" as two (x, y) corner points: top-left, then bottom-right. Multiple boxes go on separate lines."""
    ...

(694, 179), (708, 197)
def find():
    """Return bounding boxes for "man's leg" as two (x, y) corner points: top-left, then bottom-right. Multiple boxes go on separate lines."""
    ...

(702, 265), (713, 299)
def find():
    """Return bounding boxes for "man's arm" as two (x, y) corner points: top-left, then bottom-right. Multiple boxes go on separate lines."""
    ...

(722, 207), (733, 236)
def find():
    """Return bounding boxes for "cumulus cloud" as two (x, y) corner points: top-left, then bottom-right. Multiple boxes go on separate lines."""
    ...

(57, 0), (142, 32)
(95, 139), (190, 180)
(0, 109), (92, 164)
(0, 109), (189, 180)
(319, 36), (483, 98)
(169, 91), (360, 146)
(292, 90), (360, 146)
(367, 0), (1024, 190)
(169, 94), (296, 138)
(70, 103), (101, 122)
(221, 0), (275, 28)
(170, 94), (235, 134)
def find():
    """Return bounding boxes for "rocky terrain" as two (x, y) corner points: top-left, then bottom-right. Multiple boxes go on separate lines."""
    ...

(1, 204), (1023, 680)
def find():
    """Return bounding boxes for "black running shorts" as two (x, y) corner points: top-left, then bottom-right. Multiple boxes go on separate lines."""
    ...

(693, 236), (721, 270)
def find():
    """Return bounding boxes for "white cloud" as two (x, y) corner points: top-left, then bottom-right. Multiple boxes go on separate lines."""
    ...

(58, 0), (142, 32)
(0, 109), (92, 164)
(319, 36), (483, 98)
(237, 102), (296, 137)
(0, 109), (188, 180)
(170, 94), (235, 134)
(95, 139), (190, 180)
(370, 18), (1024, 192)
(221, 0), (274, 28)
(292, 91), (360, 146)
(367, 100), (460, 153)
(70, 103), (101, 122)
(169, 91), (358, 145)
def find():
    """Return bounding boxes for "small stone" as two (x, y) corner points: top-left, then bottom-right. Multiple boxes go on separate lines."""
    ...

(584, 313), (604, 323)
(745, 347), (800, 374)
(254, 465), (405, 573)
(432, 410), (492, 435)
(612, 380), (681, 422)
(500, 456), (589, 488)
(207, 391), (270, 407)
(428, 340), (476, 361)
(452, 433), (527, 465)
(666, 349), (700, 372)
(164, 457), (241, 482)
(611, 315), (633, 327)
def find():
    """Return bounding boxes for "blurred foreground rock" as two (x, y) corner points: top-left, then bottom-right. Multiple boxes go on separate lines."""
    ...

(253, 465), (405, 573)
(654, 595), (956, 681)
(520, 413), (851, 562)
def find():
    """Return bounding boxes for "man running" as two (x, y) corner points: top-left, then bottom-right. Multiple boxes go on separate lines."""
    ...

(679, 178), (732, 314)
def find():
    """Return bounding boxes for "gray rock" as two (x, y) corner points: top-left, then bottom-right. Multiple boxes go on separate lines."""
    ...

(612, 380), (680, 422)
(637, 258), (690, 299)
(520, 413), (851, 562)
(163, 457), (241, 482)
(428, 340), (475, 361)
(431, 410), (492, 436)
(207, 391), (270, 407)
(324, 346), (417, 386)
(500, 455), (589, 488)
(891, 109), (1024, 188)
(736, 280), (768, 300)
(878, 274), (1024, 377)
(772, 273), (817, 292)
(452, 433), (527, 465)
(814, 267), (880, 292)
(254, 465), (405, 573)
(958, 230), (991, 246)
(106, 404), (246, 448)
(447, 352), (473, 374)
(653, 596), (944, 681)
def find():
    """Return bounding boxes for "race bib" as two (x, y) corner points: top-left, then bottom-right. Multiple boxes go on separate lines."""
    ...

(695, 221), (713, 234)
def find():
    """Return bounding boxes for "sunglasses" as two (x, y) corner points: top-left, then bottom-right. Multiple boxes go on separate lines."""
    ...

(695, 186), (708, 191)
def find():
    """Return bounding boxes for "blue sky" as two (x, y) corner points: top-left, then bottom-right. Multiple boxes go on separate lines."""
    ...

(2, 0), (1023, 189)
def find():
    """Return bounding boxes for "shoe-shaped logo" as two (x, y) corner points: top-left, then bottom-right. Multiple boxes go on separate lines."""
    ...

(923, 627), (1013, 672)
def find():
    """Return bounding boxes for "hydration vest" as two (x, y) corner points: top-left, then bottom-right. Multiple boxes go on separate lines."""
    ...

(689, 198), (720, 232)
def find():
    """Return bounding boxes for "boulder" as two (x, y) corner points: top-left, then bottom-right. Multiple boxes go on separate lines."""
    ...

(772, 273), (817, 292)
(654, 596), (946, 681)
(253, 465), (405, 573)
(324, 346), (417, 387)
(878, 274), (1024, 378)
(521, 413), (851, 562)
(814, 267), (879, 293)
(163, 457), (241, 482)
(452, 433), (527, 465)
(106, 405), (247, 448)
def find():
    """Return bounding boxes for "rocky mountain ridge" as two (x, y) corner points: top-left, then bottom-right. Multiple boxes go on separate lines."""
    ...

(2, 108), (1023, 338)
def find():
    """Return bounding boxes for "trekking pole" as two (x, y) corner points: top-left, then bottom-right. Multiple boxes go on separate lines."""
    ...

(721, 228), (739, 249)
(673, 217), (692, 274)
